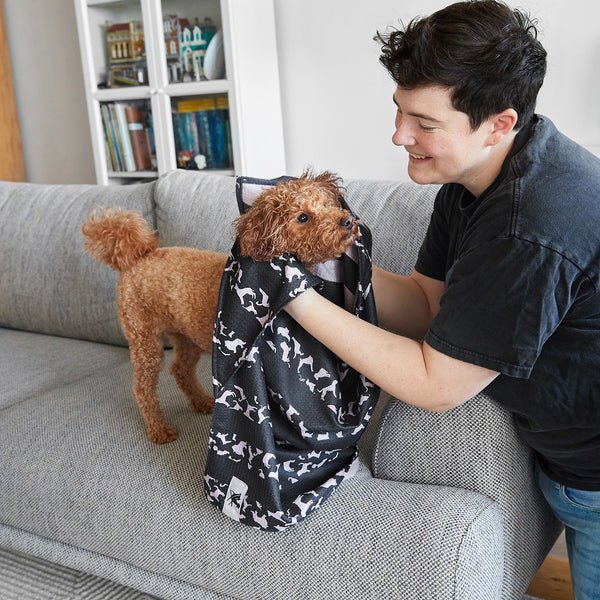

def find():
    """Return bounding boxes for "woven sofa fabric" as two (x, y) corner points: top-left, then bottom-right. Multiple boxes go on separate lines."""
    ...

(0, 334), (503, 600)
(155, 171), (439, 275)
(0, 180), (156, 346)
(153, 170), (240, 251)
(344, 179), (440, 274)
(0, 329), (130, 410)
(0, 548), (157, 600)
(373, 393), (562, 599)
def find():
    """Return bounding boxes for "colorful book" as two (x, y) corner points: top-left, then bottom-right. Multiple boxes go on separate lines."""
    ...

(125, 105), (153, 171)
(106, 104), (124, 171)
(113, 103), (137, 172)
(100, 104), (118, 171)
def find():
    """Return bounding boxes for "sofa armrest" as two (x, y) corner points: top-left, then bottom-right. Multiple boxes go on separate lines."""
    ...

(372, 391), (562, 597)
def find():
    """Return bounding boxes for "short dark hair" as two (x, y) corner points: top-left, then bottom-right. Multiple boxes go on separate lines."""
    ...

(377, 0), (547, 129)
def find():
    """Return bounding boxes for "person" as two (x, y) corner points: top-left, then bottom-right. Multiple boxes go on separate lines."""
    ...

(282, 1), (600, 597)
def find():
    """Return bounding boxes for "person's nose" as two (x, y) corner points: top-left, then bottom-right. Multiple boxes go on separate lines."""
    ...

(392, 117), (416, 147)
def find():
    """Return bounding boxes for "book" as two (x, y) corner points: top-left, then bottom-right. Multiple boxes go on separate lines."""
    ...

(105, 104), (124, 171)
(113, 103), (137, 172)
(100, 104), (118, 171)
(125, 105), (153, 170)
(196, 109), (213, 168)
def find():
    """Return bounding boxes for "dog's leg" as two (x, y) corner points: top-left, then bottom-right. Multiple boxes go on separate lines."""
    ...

(169, 333), (214, 413)
(128, 334), (177, 444)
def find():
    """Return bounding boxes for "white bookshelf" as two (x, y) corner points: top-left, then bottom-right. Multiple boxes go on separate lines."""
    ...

(74, 0), (286, 184)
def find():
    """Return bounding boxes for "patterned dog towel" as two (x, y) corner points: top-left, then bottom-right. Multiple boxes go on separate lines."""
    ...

(204, 176), (380, 531)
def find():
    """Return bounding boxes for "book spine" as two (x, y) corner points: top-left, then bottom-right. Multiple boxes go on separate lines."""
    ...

(196, 110), (214, 169)
(223, 109), (233, 169)
(125, 105), (152, 171)
(114, 103), (137, 172)
(208, 106), (233, 170)
(182, 112), (200, 157)
(172, 112), (186, 167)
(107, 104), (123, 171)
(100, 104), (118, 171)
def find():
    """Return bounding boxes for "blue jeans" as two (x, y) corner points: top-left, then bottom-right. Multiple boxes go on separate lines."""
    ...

(535, 462), (600, 600)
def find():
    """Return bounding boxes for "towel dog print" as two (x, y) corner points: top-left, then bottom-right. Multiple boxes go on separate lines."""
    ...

(204, 175), (380, 531)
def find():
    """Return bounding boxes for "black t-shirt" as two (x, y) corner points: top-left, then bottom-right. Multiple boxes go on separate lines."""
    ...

(415, 115), (600, 490)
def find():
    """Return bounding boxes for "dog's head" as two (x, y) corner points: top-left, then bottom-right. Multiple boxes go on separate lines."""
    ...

(235, 171), (358, 266)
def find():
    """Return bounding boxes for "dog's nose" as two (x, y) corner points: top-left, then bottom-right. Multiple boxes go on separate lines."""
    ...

(341, 216), (354, 230)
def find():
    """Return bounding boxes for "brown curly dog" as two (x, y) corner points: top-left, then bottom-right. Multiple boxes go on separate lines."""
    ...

(82, 171), (358, 444)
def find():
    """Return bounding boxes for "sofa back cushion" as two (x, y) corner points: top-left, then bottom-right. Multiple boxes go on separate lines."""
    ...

(345, 179), (439, 275)
(154, 170), (439, 278)
(0, 180), (156, 346)
(154, 170), (239, 251)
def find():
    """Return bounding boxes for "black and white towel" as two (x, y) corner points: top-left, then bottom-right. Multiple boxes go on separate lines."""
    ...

(204, 176), (380, 531)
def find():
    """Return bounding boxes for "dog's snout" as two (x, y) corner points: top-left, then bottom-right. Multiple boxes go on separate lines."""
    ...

(341, 215), (354, 230)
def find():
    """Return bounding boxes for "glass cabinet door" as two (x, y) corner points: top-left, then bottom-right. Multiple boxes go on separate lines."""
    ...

(85, 0), (149, 90)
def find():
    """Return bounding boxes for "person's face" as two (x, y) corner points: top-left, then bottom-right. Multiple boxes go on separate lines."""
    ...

(392, 85), (500, 197)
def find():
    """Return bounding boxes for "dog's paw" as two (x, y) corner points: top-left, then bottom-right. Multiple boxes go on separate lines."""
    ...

(190, 393), (215, 414)
(148, 424), (178, 444)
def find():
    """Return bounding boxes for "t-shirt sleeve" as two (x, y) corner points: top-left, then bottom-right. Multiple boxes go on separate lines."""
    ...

(425, 237), (579, 378)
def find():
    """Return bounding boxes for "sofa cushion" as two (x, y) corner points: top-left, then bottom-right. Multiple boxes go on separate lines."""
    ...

(0, 329), (129, 410)
(0, 330), (504, 600)
(154, 170), (239, 252)
(153, 171), (441, 275)
(0, 548), (157, 600)
(344, 179), (439, 275)
(372, 392), (562, 599)
(0, 180), (156, 346)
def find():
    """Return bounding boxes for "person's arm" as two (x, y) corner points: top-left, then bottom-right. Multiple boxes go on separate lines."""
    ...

(372, 266), (445, 339)
(284, 287), (499, 412)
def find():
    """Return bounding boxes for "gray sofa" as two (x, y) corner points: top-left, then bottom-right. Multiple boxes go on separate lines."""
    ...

(0, 169), (560, 599)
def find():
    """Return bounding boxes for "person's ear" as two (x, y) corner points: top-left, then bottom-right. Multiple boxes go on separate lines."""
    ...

(486, 109), (518, 145)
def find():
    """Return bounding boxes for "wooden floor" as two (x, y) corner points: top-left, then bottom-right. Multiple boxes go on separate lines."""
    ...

(527, 556), (573, 600)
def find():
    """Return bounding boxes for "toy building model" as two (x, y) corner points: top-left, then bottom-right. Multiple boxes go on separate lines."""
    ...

(163, 15), (184, 59)
(105, 21), (147, 87)
(106, 21), (145, 63)
(163, 15), (216, 83)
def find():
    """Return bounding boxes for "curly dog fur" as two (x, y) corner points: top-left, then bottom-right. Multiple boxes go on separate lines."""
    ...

(82, 171), (357, 444)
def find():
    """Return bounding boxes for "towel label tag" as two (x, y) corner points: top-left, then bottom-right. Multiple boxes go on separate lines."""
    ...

(222, 476), (248, 521)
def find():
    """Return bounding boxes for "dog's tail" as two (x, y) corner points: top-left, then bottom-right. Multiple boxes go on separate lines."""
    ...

(82, 208), (159, 271)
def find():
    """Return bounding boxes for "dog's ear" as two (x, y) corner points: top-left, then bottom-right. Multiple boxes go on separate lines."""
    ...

(235, 194), (286, 261)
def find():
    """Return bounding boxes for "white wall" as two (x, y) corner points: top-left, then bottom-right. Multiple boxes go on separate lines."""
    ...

(4, 0), (600, 184)
(274, 0), (600, 180)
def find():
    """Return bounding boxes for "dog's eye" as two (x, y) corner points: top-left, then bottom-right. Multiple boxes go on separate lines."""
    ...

(297, 213), (309, 223)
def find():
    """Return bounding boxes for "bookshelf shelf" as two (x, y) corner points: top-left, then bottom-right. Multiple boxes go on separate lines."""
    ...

(75, 0), (285, 185)
(93, 87), (151, 101)
(108, 170), (157, 178)
(166, 80), (229, 97)
(87, 0), (134, 6)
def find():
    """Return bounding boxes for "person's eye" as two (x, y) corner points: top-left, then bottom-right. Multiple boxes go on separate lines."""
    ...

(419, 123), (437, 132)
